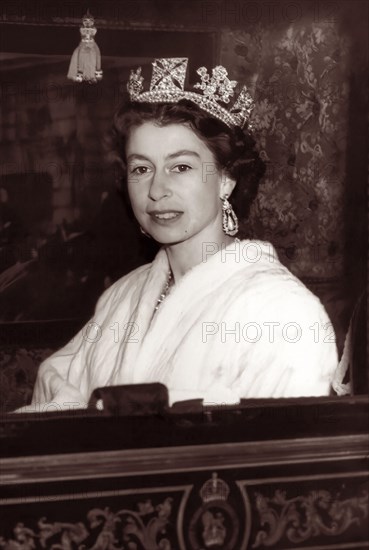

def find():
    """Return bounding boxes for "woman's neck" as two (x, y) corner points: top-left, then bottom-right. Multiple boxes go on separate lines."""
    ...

(164, 228), (236, 283)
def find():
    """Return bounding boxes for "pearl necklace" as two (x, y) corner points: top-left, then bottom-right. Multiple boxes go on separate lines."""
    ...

(154, 270), (173, 313)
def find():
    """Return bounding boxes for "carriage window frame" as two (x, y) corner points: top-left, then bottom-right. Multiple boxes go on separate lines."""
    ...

(0, 7), (367, 416)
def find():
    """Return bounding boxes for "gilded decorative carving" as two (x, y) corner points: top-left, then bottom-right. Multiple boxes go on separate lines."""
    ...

(2, 473), (369, 549)
(252, 488), (369, 547)
(188, 473), (240, 549)
(0, 498), (174, 550)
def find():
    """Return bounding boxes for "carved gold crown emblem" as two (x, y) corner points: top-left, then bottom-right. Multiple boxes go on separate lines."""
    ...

(200, 472), (230, 503)
(127, 58), (254, 130)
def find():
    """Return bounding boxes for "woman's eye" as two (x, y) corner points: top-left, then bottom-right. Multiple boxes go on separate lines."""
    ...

(172, 164), (191, 173)
(130, 166), (150, 175)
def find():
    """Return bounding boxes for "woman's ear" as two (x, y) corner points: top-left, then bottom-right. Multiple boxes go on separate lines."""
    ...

(219, 171), (236, 199)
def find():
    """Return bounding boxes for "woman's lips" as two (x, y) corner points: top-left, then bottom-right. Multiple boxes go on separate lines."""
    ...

(148, 210), (183, 224)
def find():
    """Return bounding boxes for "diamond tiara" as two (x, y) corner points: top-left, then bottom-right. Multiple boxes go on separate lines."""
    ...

(127, 58), (255, 130)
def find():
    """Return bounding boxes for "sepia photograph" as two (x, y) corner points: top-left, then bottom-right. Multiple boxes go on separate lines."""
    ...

(0, 0), (368, 547)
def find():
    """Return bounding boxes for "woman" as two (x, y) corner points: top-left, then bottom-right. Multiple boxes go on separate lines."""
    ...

(29, 58), (338, 411)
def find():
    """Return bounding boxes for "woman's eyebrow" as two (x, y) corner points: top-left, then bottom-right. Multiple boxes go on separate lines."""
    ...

(127, 150), (201, 162)
(127, 153), (151, 162)
(166, 150), (201, 160)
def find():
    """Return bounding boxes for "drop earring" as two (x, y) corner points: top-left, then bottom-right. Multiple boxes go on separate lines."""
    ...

(140, 226), (152, 238)
(221, 195), (238, 236)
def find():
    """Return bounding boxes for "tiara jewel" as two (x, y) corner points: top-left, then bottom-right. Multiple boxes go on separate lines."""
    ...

(194, 65), (237, 103)
(151, 58), (187, 92)
(127, 58), (254, 130)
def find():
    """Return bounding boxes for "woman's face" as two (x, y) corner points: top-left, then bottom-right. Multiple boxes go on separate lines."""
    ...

(126, 122), (235, 245)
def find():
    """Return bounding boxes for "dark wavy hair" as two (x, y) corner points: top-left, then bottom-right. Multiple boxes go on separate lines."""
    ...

(106, 99), (265, 227)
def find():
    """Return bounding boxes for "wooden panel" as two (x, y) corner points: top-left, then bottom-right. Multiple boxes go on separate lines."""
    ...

(1, 397), (368, 548)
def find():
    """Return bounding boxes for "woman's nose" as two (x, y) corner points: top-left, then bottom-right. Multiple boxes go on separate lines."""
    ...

(148, 170), (172, 201)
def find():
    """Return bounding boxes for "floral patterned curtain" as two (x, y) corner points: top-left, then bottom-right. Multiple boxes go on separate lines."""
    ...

(221, 19), (350, 280)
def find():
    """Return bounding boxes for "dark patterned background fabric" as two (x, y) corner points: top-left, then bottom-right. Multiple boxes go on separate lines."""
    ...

(221, 20), (348, 278)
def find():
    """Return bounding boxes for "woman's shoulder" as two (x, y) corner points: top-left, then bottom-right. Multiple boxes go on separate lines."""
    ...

(237, 239), (307, 281)
(235, 239), (327, 313)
